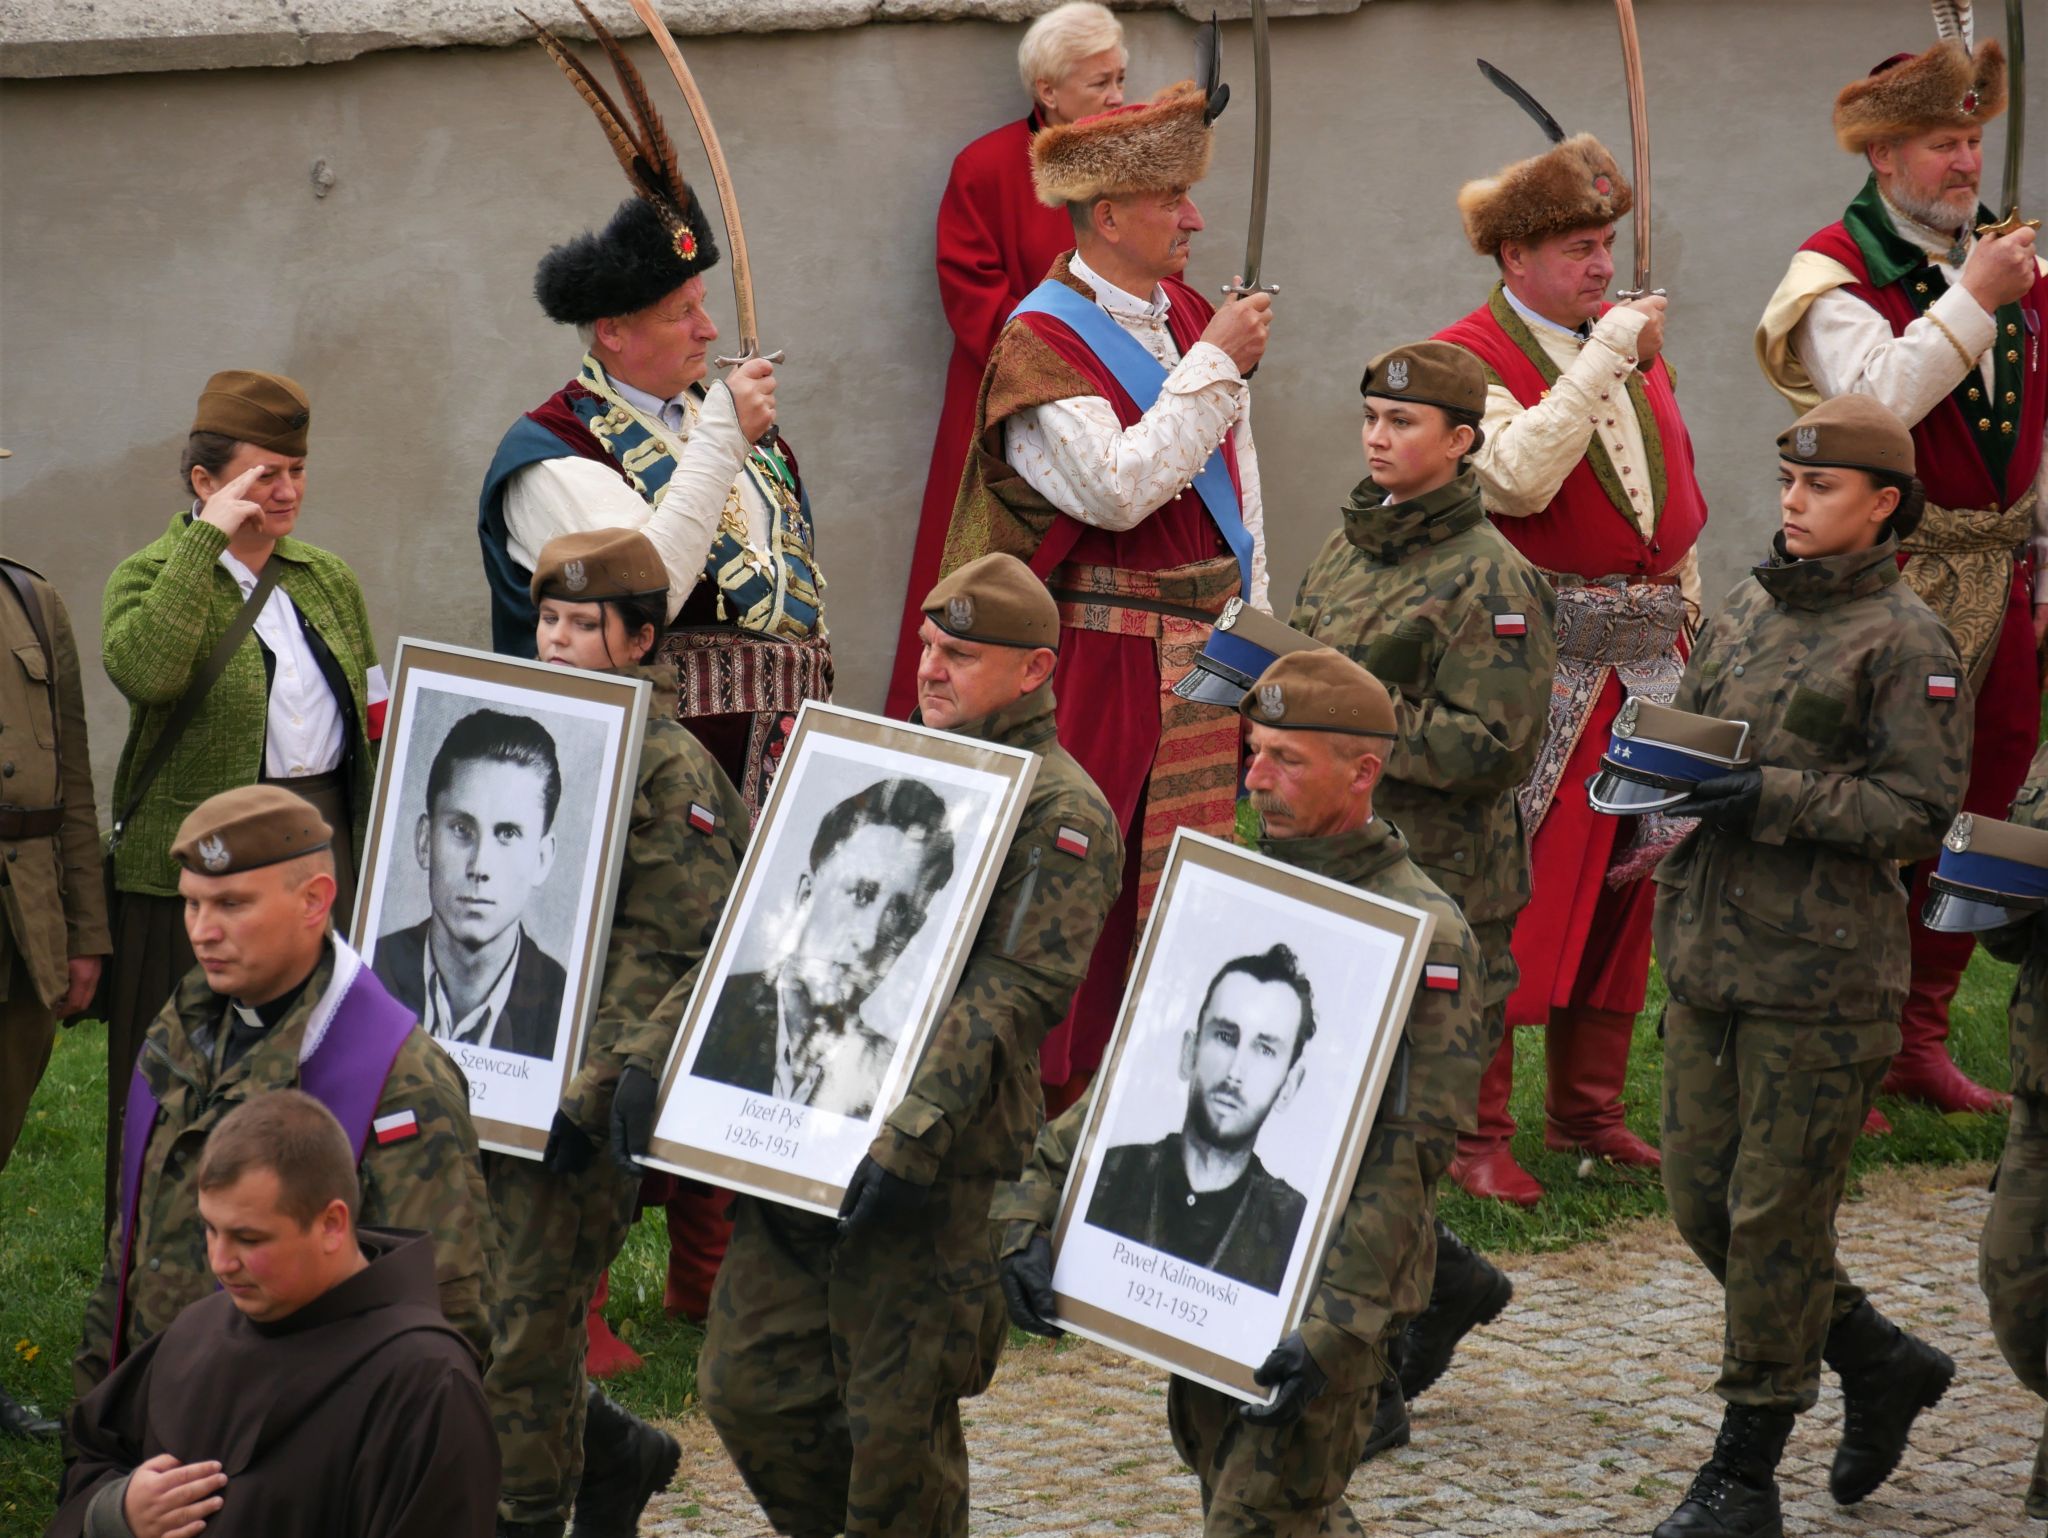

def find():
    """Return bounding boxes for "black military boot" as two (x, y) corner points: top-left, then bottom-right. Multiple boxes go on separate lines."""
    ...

(1652, 1403), (1795, 1538)
(1822, 1301), (1954, 1505)
(0, 1383), (57, 1441)
(1357, 1372), (1411, 1465)
(573, 1383), (681, 1538)
(1396, 1219), (1513, 1400)
(497, 1521), (565, 1538)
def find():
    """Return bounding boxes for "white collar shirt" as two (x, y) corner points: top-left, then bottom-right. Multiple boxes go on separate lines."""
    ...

(424, 929), (524, 1052)
(215, 542), (346, 779)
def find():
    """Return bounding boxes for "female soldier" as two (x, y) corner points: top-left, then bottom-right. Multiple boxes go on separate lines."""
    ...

(489, 527), (749, 1538)
(1648, 394), (1969, 1538)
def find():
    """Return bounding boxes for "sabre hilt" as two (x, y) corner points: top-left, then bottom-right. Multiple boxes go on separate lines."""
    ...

(1615, 285), (1666, 303)
(716, 343), (788, 449)
(1976, 208), (2042, 240)
(1222, 280), (1279, 301)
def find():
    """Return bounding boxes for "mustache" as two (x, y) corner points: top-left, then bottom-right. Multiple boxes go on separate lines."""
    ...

(1249, 790), (1296, 822)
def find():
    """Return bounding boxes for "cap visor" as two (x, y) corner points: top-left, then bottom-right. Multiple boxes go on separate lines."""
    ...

(1172, 665), (1256, 707)
(1586, 767), (1691, 815)
(1919, 889), (2029, 934)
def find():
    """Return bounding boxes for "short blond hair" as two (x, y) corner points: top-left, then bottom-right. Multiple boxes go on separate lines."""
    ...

(1018, 2), (1125, 98)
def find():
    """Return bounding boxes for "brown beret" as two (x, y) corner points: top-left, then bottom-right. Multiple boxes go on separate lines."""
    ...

(191, 370), (311, 456)
(1361, 341), (1488, 417)
(530, 528), (669, 605)
(171, 785), (333, 877)
(923, 553), (1060, 651)
(1239, 649), (1398, 739)
(1777, 394), (1916, 479)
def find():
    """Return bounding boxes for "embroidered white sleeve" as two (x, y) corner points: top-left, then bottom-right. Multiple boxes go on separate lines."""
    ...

(1001, 341), (1245, 531)
(1793, 284), (1995, 427)
(1468, 308), (1645, 519)
(1235, 397), (1268, 611)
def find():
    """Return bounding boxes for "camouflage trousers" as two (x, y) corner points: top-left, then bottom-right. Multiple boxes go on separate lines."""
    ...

(1167, 1368), (1383, 1537)
(700, 1179), (1007, 1537)
(1982, 1092), (2048, 1516)
(482, 1148), (639, 1524)
(1660, 1002), (1892, 1411)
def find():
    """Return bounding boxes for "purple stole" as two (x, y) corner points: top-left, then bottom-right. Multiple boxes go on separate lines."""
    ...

(111, 938), (418, 1367)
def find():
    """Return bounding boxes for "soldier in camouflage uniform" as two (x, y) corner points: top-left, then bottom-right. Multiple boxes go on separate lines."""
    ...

(1290, 342), (1556, 1442)
(75, 786), (493, 1397)
(490, 530), (751, 1538)
(1964, 745), (2048, 1520)
(997, 649), (1488, 1537)
(700, 554), (1121, 1538)
(1649, 396), (1971, 1538)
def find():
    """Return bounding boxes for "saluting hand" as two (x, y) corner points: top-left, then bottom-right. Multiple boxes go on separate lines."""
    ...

(196, 464), (270, 540)
(1200, 284), (1274, 376)
(1961, 225), (2039, 313)
(724, 357), (778, 444)
(123, 1453), (226, 1538)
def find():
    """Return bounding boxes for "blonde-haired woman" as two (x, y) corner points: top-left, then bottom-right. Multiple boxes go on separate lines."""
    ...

(885, 2), (1127, 719)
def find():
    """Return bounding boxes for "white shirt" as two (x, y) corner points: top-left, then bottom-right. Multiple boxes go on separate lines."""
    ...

(1001, 252), (1269, 610)
(1791, 194), (2048, 598)
(502, 375), (765, 621)
(1468, 291), (1703, 618)
(217, 545), (345, 779)
(423, 929), (524, 1053)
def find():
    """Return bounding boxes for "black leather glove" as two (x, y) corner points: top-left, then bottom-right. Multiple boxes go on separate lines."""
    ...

(836, 1154), (929, 1240)
(1680, 769), (1763, 831)
(542, 1111), (596, 1175)
(609, 1064), (659, 1172)
(1000, 1233), (1063, 1339)
(1242, 1331), (1328, 1426)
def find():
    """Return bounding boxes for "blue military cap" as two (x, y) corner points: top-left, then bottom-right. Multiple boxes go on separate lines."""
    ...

(1173, 598), (1321, 708)
(1922, 812), (2048, 933)
(1587, 697), (1753, 815)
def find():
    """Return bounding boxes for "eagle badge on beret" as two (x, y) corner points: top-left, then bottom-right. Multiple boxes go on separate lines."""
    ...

(1257, 683), (1286, 720)
(1216, 597), (1243, 632)
(1385, 359), (1410, 391)
(563, 559), (587, 594)
(948, 595), (975, 630)
(1946, 813), (1975, 853)
(1613, 696), (1640, 738)
(198, 834), (231, 872)
(1794, 426), (1819, 459)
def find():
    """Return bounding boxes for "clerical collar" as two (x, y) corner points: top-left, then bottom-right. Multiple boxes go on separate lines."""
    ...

(1876, 190), (1970, 266)
(233, 973), (311, 1032)
(1502, 282), (1593, 343)
(1071, 252), (1170, 321)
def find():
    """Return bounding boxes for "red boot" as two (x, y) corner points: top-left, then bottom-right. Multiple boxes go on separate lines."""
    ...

(1882, 945), (2011, 1115)
(1449, 1147), (1544, 1206)
(1861, 1105), (1893, 1137)
(586, 1270), (645, 1378)
(1543, 1007), (1657, 1165)
(663, 1181), (736, 1322)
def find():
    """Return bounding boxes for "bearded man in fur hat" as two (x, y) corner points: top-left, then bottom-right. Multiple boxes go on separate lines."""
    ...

(943, 78), (1274, 1117)
(1757, 28), (2044, 1119)
(1432, 132), (1709, 1206)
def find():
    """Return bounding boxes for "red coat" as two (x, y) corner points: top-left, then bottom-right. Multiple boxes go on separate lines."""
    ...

(885, 114), (1076, 718)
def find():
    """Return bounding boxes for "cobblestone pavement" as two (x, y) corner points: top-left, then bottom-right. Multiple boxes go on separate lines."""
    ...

(648, 1164), (2043, 1535)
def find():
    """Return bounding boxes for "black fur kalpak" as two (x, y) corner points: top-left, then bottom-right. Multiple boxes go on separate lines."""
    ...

(534, 195), (720, 325)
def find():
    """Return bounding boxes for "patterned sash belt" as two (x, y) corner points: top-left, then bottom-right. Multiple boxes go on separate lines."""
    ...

(658, 628), (835, 820)
(1049, 555), (1242, 925)
(1899, 487), (2038, 688)
(1520, 579), (1687, 836)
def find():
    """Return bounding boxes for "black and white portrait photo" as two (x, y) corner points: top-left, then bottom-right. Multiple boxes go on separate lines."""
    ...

(646, 704), (1039, 1216)
(351, 640), (648, 1157)
(1048, 831), (1437, 1401)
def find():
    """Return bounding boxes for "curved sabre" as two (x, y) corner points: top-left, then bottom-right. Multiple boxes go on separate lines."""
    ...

(1613, 0), (1654, 298)
(620, 0), (782, 366)
(1977, 0), (2038, 238)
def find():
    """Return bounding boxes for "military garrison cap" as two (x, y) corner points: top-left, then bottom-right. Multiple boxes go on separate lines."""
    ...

(922, 553), (1060, 651)
(1174, 598), (1321, 707)
(172, 785), (333, 877)
(1360, 341), (1488, 417)
(192, 370), (311, 456)
(1922, 812), (2048, 933)
(1777, 394), (1916, 479)
(1239, 649), (1397, 739)
(1588, 698), (1753, 815)
(530, 529), (669, 605)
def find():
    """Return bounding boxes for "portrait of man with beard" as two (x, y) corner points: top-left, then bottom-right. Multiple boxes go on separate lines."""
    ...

(692, 776), (956, 1118)
(1085, 943), (1313, 1295)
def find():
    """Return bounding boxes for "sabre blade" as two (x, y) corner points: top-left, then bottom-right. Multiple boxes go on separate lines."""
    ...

(1996, 0), (2024, 223)
(1612, 0), (1653, 295)
(1242, 0), (1271, 291)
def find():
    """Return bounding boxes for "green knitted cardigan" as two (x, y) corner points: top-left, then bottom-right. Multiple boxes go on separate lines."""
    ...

(102, 513), (379, 896)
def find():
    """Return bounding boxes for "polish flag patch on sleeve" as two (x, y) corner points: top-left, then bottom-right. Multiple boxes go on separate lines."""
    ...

(365, 665), (390, 742)
(1055, 826), (1091, 859)
(1493, 612), (1528, 637)
(1925, 674), (1958, 700)
(1423, 963), (1461, 992)
(688, 803), (718, 834)
(372, 1110), (420, 1146)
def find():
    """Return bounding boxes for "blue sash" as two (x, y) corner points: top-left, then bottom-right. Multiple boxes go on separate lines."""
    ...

(1010, 280), (1254, 593)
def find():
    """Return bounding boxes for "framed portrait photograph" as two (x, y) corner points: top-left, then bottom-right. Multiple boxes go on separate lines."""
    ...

(1046, 829), (1438, 1403)
(350, 639), (649, 1158)
(643, 702), (1039, 1216)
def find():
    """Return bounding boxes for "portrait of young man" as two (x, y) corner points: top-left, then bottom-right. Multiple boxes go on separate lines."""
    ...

(1084, 942), (1314, 1295)
(373, 706), (570, 1060)
(692, 775), (957, 1117)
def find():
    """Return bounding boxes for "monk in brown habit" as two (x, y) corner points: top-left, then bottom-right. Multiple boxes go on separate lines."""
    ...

(51, 1091), (497, 1538)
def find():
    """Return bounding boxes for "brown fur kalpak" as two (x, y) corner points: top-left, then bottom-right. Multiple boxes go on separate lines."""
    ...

(1031, 79), (1214, 208)
(1832, 39), (2007, 154)
(1456, 133), (1633, 256)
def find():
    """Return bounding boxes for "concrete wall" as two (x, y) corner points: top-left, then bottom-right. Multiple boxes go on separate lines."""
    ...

(3, 0), (2038, 807)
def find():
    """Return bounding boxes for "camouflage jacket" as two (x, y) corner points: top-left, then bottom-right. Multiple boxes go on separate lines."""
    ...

(870, 685), (1121, 1187)
(1983, 743), (2048, 1099)
(1290, 471), (1556, 925)
(560, 666), (750, 1134)
(1653, 536), (1970, 1033)
(994, 818), (1485, 1391)
(75, 943), (494, 1396)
